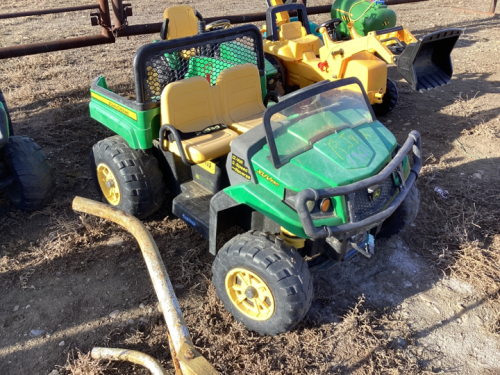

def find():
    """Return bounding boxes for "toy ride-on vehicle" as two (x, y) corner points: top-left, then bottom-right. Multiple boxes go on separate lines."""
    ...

(0, 89), (55, 211)
(88, 24), (421, 335)
(262, 2), (462, 115)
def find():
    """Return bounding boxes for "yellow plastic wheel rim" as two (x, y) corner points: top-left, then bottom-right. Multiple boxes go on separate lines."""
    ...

(225, 268), (275, 321)
(96, 163), (121, 206)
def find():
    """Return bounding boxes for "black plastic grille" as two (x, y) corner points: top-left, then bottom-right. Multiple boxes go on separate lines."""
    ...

(352, 175), (398, 221)
(133, 26), (263, 104)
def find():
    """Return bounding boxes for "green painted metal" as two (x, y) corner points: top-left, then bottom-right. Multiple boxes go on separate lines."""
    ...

(331, 0), (397, 38)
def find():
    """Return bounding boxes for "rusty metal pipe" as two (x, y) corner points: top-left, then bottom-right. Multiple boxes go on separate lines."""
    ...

(98, 0), (113, 39)
(0, 5), (100, 19)
(116, 0), (428, 37)
(112, 0), (125, 33)
(0, 34), (113, 59)
(91, 348), (168, 375)
(490, 0), (498, 14)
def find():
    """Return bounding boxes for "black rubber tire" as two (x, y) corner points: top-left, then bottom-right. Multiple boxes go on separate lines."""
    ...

(212, 231), (313, 336)
(0, 88), (13, 136)
(377, 183), (420, 239)
(90, 135), (165, 219)
(1, 136), (55, 211)
(372, 78), (399, 117)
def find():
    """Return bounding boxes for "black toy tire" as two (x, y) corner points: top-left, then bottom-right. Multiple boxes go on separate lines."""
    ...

(1, 136), (55, 211)
(0, 88), (13, 136)
(377, 183), (420, 239)
(372, 78), (398, 117)
(212, 231), (313, 336)
(90, 135), (165, 219)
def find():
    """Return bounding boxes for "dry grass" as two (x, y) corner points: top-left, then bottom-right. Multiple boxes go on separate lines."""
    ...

(184, 292), (421, 375)
(414, 152), (500, 336)
(64, 349), (112, 375)
(418, 165), (500, 293)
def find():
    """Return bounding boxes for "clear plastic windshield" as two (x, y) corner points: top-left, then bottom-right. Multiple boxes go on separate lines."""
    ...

(269, 83), (373, 166)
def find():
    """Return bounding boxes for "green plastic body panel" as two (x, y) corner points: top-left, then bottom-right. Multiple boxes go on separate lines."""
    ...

(0, 102), (9, 146)
(224, 183), (345, 239)
(89, 78), (160, 150)
(224, 119), (398, 238)
(331, 0), (397, 38)
(264, 58), (278, 78)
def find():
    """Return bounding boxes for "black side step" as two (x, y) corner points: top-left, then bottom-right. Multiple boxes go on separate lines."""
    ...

(173, 181), (213, 239)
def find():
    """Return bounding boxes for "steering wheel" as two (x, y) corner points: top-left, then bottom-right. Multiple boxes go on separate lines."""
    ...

(315, 18), (342, 41)
(205, 19), (231, 32)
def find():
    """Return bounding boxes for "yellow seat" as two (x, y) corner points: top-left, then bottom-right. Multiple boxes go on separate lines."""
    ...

(166, 129), (238, 165)
(163, 5), (198, 40)
(161, 76), (238, 164)
(278, 21), (321, 59)
(215, 64), (266, 134)
(225, 113), (264, 134)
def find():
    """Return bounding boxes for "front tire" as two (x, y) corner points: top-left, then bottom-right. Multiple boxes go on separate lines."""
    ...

(372, 78), (398, 117)
(90, 135), (165, 219)
(1, 136), (55, 211)
(212, 231), (313, 335)
(377, 183), (420, 238)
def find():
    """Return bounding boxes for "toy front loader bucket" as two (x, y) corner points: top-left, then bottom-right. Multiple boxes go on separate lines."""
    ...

(396, 28), (463, 92)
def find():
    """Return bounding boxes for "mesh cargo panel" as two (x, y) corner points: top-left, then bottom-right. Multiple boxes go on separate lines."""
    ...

(133, 25), (264, 105)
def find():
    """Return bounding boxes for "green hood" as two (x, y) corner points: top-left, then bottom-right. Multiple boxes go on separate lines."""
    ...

(251, 121), (397, 195)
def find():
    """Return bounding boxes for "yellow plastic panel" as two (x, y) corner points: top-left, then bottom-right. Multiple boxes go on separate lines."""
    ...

(343, 51), (387, 102)
(276, 22), (321, 59)
(268, 0), (290, 26)
(263, 40), (296, 61)
(161, 76), (218, 133)
(168, 129), (239, 164)
(216, 64), (266, 130)
(279, 21), (303, 41)
(163, 5), (198, 40)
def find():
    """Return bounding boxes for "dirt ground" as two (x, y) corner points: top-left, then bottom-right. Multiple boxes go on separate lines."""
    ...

(1, 0), (500, 374)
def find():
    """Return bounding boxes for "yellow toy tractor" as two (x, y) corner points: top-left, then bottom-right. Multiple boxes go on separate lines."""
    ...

(263, 2), (462, 115)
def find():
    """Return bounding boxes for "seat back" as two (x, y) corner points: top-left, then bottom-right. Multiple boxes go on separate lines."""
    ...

(163, 5), (198, 40)
(161, 76), (217, 133)
(279, 21), (305, 41)
(215, 64), (266, 124)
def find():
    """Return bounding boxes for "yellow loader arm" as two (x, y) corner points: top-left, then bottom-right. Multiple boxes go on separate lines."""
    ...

(344, 22), (463, 92)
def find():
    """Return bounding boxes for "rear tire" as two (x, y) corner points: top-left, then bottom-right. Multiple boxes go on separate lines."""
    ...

(372, 78), (398, 117)
(1, 136), (55, 211)
(90, 135), (165, 219)
(377, 183), (420, 238)
(212, 231), (313, 335)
